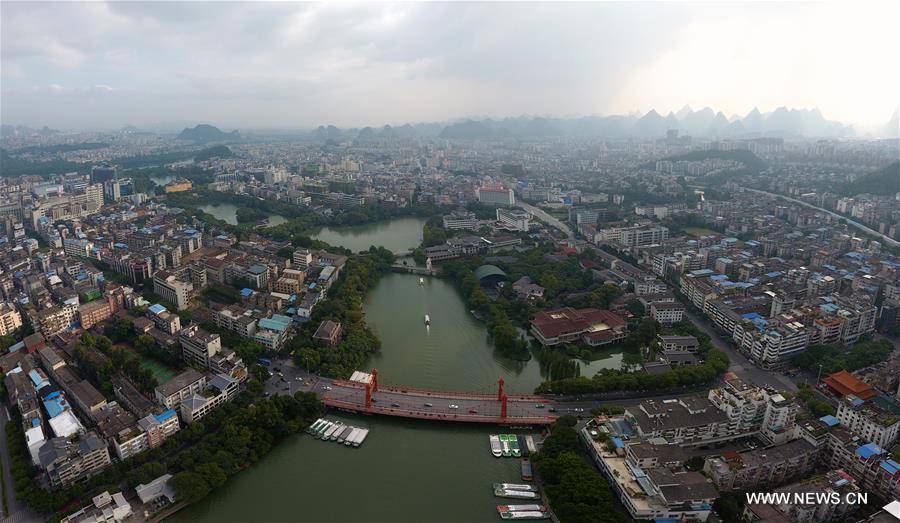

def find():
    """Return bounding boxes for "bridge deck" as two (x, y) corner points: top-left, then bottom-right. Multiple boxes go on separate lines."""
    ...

(323, 381), (556, 425)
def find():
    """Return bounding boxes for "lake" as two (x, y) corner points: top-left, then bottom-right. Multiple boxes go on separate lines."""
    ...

(309, 217), (427, 253)
(198, 203), (284, 227)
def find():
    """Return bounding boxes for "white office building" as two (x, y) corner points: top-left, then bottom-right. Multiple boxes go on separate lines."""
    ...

(495, 208), (531, 232)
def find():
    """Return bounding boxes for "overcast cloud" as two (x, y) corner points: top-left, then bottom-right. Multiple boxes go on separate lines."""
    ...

(1, 1), (897, 130)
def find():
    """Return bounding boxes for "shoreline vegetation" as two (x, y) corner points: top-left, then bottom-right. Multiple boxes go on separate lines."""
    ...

(287, 247), (395, 378)
(533, 417), (627, 523)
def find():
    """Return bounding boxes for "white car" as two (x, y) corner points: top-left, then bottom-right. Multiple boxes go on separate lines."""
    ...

(323, 386), (332, 391)
(295, 377), (303, 381)
(449, 404), (459, 409)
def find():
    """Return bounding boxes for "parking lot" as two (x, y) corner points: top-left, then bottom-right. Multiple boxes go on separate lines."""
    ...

(261, 358), (328, 398)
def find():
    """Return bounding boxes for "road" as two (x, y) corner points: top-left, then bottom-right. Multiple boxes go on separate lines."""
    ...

(0, 406), (40, 523)
(518, 201), (574, 239)
(742, 187), (900, 248)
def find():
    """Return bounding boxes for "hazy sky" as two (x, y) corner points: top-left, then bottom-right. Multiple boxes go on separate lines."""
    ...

(2, 1), (898, 130)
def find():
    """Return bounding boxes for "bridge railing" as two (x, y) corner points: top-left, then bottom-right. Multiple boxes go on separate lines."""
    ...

(329, 379), (548, 402)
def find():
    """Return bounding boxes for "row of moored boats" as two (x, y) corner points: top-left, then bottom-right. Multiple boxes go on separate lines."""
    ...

(493, 484), (548, 520)
(490, 434), (535, 458)
(307, 418), (369, 447)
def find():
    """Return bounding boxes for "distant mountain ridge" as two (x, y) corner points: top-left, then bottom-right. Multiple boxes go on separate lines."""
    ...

(176, 124), (240, 143)
(312, 106), (873, 142)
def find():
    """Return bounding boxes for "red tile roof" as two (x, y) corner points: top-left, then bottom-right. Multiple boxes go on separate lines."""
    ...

(531, 307), (626, 339)
(822, 370), (876, 400)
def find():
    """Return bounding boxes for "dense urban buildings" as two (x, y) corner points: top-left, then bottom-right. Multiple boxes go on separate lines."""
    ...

(0, 74), (898, 523)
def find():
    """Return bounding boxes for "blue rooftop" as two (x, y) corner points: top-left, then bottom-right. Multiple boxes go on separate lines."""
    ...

(148, 304), (167, 315)
(856, 443), (885, 459)
(819, 415), (840, 427)
(43, 395), (70, 418)
(880, 460), (900, 475)
(611, 436), (625, 449)
(155, 409), (178, 422)
(742, 312), (761, 320)
(259, 314), (292, 331)
(270, 314), (292, 325)
(240, 288), (254, 297)
(28, 369), (49, 389)
(752, 317), (768, 331)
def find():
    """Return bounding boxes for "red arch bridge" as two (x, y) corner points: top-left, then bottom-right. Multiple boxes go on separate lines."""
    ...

(320, 369), (557, 425)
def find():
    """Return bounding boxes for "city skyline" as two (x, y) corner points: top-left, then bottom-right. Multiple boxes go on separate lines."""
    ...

(2, 1), (898, 130)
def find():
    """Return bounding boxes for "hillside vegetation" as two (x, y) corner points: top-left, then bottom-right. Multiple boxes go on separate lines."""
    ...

(844, 161), (900, 196)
